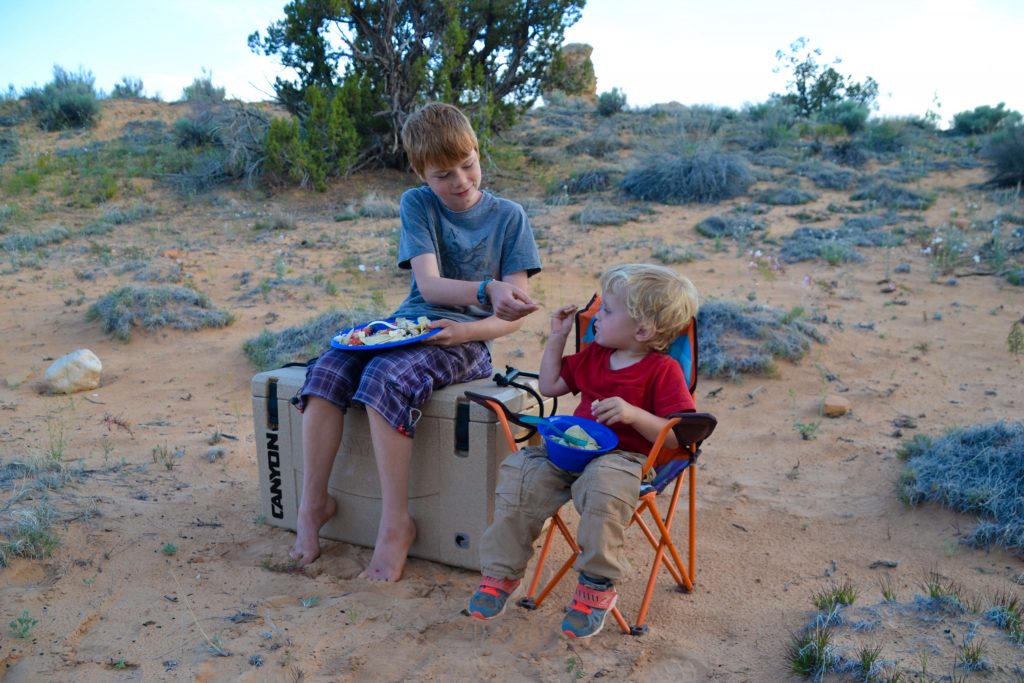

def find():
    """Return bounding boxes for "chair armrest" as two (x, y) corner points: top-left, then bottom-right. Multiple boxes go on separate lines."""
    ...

(669, 412), (717, 448)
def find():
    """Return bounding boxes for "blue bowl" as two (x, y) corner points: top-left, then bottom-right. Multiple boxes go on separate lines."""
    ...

(538, 416), (619, 473)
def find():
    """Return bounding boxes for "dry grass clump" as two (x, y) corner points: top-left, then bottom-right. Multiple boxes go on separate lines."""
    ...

(696, 300), (826, 380)
(621, 147), (753, 204)
(243, 308), (385, 371)
(87, 285), (235, 341)
(897, 421), (1024, 554)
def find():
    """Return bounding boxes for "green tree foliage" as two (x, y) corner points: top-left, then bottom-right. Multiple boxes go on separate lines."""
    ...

(262, 87), (359, 191)
(24, 65), (100, 131)
(772, 37), (879, 117)
(952, 103), (1023, 136)
(263, 117), (306, 187)
(249, 0), (585, 167)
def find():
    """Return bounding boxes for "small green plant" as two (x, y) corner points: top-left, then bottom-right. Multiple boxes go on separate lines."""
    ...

(919, 570), (966, 612)
(985, 589), (1023, 642)
(786, 625), (835, 677)
(794, 420), (820, 441)
(565, 647), (586, 679)
(879, 575), (899, 603)
(152, 444), (175, 471)
(857, 643), (883, 680)
(300, 595), (321, 608)
(812, 576), (857, 612)
(9, 610), (38, 638)
(958, 637), (988, 671)
(1009, 320), (1024, 356)
(162, 542), (178, 556)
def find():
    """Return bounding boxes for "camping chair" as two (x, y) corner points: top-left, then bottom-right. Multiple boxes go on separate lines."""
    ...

(465, 293), (717, 635)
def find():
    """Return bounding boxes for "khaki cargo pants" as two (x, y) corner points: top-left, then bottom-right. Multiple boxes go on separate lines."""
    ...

(478, 445), (643, 584)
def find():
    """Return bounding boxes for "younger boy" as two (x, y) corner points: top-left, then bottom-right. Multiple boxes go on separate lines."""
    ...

(468, 263), (699, 637)
(290, 103), (541, 581)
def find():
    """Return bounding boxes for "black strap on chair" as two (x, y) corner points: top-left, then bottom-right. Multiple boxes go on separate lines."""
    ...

(488, 366), (557, 443)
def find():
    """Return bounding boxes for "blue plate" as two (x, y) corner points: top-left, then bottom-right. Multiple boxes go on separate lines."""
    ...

(330, 318), (442, 351)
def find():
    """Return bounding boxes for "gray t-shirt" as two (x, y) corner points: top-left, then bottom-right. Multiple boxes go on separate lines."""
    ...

(393, 186), (542, 323)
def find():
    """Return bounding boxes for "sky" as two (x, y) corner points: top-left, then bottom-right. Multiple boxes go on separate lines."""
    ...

(2, 0), (1022, 126)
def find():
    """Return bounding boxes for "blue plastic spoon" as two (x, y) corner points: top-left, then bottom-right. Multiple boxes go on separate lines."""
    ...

(519, 415), (589, 447)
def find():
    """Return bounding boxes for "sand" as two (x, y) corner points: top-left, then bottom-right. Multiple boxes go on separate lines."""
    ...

(1, 100), (1022, 681)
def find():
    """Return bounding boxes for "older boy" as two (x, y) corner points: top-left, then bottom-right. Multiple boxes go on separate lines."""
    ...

(468, 264), (699, 638)
(291, 103), (541, 581)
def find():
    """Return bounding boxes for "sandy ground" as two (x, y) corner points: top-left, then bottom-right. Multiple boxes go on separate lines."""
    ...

(1, 101), (1023, 681)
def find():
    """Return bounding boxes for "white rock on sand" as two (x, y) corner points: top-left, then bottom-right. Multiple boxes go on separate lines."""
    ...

(41, 349), (102, 394)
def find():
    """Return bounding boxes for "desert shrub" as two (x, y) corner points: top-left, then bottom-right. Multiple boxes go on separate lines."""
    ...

(827, 139), (869, 167)
(779, 219), (896, 264)
(164, 104), (270, 193)
(0, 129), (16, 166)
(621, 147), (753, 204)
(951, 103), (1022, 136)
(850, 182), (933, 210)
(695, 214), (764, 239)
(796, 161), (859, 190)
(358, 192), (400, 218)
(173, 115), (221, 148)
(164, 149), (230, 194)
(181, 70), (225, 103)
(243, 308), (384, 371)
(565, 126), (625, 158)
(571, 204), (637, 226)
(897, 422), (1024, 553)
(981, 124), (1024, 188)
(119, 119), (170, 147)
(260, 88), (358, 190)
(563, 169), (611, 195)
(2, 225), (71, 252)
(741, 100), (799, 150)
(24, 65), (100, 131)
(263, 117), (306, 186)
(87, 285), (234, 341)
(754, 187), (817, 206)
(652, 245), (702, 264)
(858, 119), (908, 154)
(816, 100), (869, 133)
(696, 300), (826, 380)
(110, 76), (145, 99)
(597, 87), (627, 117)
(102, 204), (157, 225)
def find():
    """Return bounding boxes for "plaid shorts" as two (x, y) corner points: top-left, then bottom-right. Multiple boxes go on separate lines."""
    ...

(295, 342), (492, 437)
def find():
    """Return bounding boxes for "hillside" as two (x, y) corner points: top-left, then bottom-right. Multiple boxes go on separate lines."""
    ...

(1, 97), (1023, 681)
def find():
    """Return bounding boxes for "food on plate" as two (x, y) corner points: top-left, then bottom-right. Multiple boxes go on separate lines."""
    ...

(549, 424), (601, 450)
(333, 316), (433, 347)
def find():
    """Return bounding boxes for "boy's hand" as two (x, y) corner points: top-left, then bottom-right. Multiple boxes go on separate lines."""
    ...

(590, 397), (637, 426)
(549, 304), (578, 337)
(487, 280), (539, 321)
(423, 319), (467, 347)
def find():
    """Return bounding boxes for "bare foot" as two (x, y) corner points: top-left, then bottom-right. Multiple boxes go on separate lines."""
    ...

(289, 495), (337, 567)
(358, 515), (417, 582)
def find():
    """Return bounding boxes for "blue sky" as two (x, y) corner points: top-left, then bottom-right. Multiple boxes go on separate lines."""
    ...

(2, 0), (1022, 125)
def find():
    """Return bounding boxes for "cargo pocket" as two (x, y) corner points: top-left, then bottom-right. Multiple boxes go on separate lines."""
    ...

(572, 454), (641, 527)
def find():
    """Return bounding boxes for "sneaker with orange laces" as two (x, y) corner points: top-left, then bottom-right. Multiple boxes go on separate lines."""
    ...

(467, 576), (521, 620)
(561, 577), (618, 639)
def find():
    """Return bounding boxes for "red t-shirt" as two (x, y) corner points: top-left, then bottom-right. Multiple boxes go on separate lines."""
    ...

(559, 343), (695, 455)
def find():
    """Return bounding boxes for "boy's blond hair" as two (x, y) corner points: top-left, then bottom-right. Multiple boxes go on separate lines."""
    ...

(401, 103), (479, 177)
(599, 263), (699, 353)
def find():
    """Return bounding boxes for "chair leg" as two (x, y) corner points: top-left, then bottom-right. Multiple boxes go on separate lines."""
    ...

(518, 512), (579, 609)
